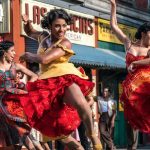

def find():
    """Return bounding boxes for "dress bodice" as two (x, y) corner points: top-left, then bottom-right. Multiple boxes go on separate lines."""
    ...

(0, 63), (27, 94)
(38, 39), (75, 74)
(126, 52), (149, 68)
(0, 63), (16, 91)
(37, 37), (88, 80)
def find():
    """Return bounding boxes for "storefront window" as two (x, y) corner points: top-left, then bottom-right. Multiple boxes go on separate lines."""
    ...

(0, 3), (3, 22)
(148, 0), (150, 10)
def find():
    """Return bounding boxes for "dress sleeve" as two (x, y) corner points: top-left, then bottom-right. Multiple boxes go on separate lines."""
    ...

(56, 43), (75, 55)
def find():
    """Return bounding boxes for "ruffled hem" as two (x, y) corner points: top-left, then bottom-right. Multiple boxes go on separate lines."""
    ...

(18, 74), (94, 138)
(2, 94), (26, 120)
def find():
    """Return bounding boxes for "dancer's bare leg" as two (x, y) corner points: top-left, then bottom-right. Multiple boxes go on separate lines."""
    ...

(60, 135), (84, 150)
(63, 83), (102, 149)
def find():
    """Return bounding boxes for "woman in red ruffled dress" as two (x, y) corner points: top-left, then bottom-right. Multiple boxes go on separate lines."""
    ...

(21, 9), (102, 150)
(110, 0), (150, 133)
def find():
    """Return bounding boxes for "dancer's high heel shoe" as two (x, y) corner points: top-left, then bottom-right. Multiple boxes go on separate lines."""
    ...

(93, 144), (103, 150)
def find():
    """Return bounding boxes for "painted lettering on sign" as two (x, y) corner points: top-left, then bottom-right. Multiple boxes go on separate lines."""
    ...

(21, 0), (95, 47)
(25, 3), (94, 36)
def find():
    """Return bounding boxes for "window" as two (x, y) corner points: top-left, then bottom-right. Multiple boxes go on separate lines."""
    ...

(0, 0), (10, 33)
(148, 0), (150, 9)
(0, 3), (3, 22)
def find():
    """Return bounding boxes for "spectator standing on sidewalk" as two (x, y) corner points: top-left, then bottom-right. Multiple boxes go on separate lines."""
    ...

(98, 87), (117, 150)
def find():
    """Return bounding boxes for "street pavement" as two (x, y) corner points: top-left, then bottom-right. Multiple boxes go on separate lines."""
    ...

(117, 145), (150, 150)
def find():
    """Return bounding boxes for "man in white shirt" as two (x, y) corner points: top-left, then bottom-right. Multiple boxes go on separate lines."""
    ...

(97, 87), (116, 150)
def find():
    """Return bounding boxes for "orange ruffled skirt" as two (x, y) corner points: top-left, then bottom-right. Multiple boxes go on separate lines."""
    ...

(17, 74), (94, 139)
(121, 67), (150, 133)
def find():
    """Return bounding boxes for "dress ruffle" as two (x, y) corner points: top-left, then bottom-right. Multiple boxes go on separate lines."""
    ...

(121, 53), (150, 133)
(18, 74), (94, 139)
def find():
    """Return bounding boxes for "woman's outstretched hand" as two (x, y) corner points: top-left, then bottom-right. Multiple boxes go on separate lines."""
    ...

(22, 14), (29, 24)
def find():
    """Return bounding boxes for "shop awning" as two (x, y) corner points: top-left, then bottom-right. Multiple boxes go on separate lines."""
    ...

(70, 44), (126, 69)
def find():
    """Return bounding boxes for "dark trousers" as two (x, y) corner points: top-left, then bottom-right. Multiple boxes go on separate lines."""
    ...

(78, 122), (91, 150)
(126, 121), (138, 150)
(99, 113), (114, 150)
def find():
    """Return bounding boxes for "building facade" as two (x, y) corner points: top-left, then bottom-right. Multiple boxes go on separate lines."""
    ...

(0, 0), (150, 147)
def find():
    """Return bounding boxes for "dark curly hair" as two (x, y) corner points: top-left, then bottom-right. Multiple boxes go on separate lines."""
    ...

(0, 41), (14, 57)
(135, 22), (150, 40)
(41, 9), (72, 29)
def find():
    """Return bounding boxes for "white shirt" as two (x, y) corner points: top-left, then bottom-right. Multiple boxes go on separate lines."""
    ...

(99, 100), (108, 112)
(97, 96), (117, 117)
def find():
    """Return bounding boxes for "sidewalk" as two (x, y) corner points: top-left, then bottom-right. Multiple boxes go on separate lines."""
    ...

(117, 145), (150, 150)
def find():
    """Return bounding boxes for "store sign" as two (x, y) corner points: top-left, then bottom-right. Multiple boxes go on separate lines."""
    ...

(98, 18), (137, 45)
(21, 0), (95, 47)
(0, 3), (3, 22)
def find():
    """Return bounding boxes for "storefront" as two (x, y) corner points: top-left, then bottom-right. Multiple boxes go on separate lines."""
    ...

(1, 0), (150, 147)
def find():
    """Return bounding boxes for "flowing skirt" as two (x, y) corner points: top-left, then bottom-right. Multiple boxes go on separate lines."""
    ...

(0, 93), (31, 146)
(121, 67), (150, 133)
(12, 74), (94, 139)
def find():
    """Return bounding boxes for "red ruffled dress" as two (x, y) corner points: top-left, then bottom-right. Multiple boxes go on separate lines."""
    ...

(121, 52), (150, 133)
(19, 40), (95, 139)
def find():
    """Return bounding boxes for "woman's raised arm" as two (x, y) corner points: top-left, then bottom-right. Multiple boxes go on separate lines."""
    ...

(110, 0), (131, 50)
(22, 14), (42, 41)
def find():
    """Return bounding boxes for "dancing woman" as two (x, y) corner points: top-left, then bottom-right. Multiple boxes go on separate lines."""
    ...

(0, 41), (39, 149)
(21, 9), (102, 150)
(110, 0), (150, 133)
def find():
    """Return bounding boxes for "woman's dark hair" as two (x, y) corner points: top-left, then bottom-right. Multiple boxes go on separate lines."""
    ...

(41, 9), (72, 29)
(0, 41), (14, 57)
(135, 22), (150, 40)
